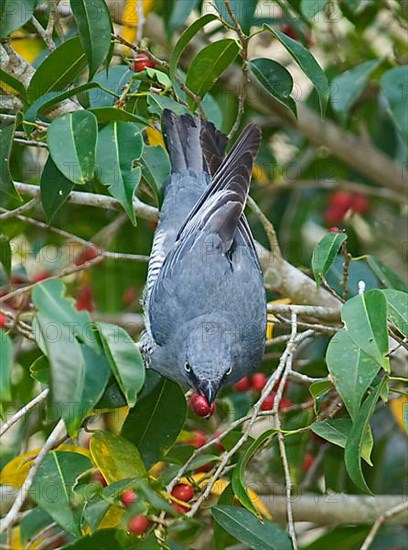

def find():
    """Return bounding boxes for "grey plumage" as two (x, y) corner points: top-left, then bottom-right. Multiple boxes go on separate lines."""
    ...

(141, 110), (266, 404)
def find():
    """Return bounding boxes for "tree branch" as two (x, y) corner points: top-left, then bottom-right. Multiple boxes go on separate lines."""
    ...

(0, 389), (49, 438)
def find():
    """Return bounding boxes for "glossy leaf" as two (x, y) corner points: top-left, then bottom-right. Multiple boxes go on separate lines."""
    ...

(167, 0), (200, 34)
(266, 26), (330, 116)
(249, 58), (296, 116)
(331, 60), (380, 122)
(366, 255), (407, 292)
(29, 355), (49, 384)
(0, 331), (12, 402)
(326, 329), (380, 420)
(341, 289), (389, 371)
(0, 68), (27, 100)
(311, 418), (373, 464)
(186, 39), (240, 109)
(0, 235), (11, 277)
(96, 322), (145, 407)
(27, 37), (87, 102)
(381, 66), (408, 142)
(40, 156), (75, 223)
(71, 0), (112, 79)
(312, 231), (347, 286)
(95, 121), (143, 224)
(47, 111), (98, 185)
(214, 0), (258, 34)
(29, 451), (92, 536)
(214, 484), (237, 550)
(90, 106), (149, 125)
(62, 528), (154, 549)
(381, 289), (408, 338)
(169, 13), (218, 82)
(301, 0), (329, 19)
(32, 281), (110, 435)
(140, 145), (171, 205)
(20, 508), (54, 544)
(0, 0), (37, 37)
(0, 120), (20, 203)
(232, 429), (276, 517)
(90, 431), (146, 483)
(344, 378), (386, 493)
(89, 66), (132, 107)
(212, 505), (292, 550)
(121, 372), (187, 468)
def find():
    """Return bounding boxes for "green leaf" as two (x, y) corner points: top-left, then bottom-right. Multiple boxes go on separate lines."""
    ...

(121, 372), (187, 468)
(169, 13), (218, 82)
(0, 236), (11, 277)
(89, 66), (133, 108)
(94, 380), (127, 412)
(95, 122), (143, 224)
(326, 329), (380, 420)
(0, 331), (12, 402)
(344, 378), (386, 493)
(214, 0), (258, 34)
(381, 66), (408, 143)
(381, 289), (408, 338)
(29, 355), (49, 384)
(167, 0), (200, 34)
(20, 508), (54, 544)
(232, 429), (277, 517)
(71, 0), (112, 79)
(0, 120), (21, 204)
(90, 106), (149, 126)
(27, 36), (87, 103)
(312, 231), (347, 286)
(0, 68), (27, 100)
(90, 431), (146, 483)
(366, 256), (407, 292)
(248, 58), (296, 116)
(40, 156), (75, 223)
(341, 289), (389, 371)
(214, 484), (237, 550)
(212, 505), (292, 550)
(47, 111), (98, 185)
(140, 145), (171, 205)
(266, 26), (330, 116)
(147, 94), (190, 117)
(186, 39), (240, 109)
(310, 418), (373, 464)
(62, 528), (149, 549)
(301, 0), (329, 19)
(0, 0), (38, 37)
(32, 281), (110, 435)
(96, 322), (145, 407)
(331, 60), (381, 123)
(29, 451), (92, 536)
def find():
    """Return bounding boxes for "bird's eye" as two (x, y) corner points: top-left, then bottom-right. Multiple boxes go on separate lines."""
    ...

(184, 362), (191, 373)
(226, 366), (232, 376)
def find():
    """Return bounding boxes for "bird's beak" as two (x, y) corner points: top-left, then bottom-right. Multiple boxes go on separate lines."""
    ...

(197, 379), (219, 405)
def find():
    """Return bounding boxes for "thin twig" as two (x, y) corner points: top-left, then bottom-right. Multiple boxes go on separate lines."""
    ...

(267, 304), (341, 321)
(0, 389), (49, 438)
(49, 0), (65, 42)
(14, 137), (48, 148)
(136, 0), (146, 42)
(0, 198), (38, 221)
(25, 521), (57, 549)
(247, 196), (282, 262)
(341, 242), (351, 301)
(360, 501), (408, 550)
(31, 16), (56, 50)
(0, 419), (66, 533)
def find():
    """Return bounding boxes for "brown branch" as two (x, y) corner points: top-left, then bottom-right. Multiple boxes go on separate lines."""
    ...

(361, 501), (408, 549)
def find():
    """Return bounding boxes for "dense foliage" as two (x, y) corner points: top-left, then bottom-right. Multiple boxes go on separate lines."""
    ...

(0, 0), (407, 548)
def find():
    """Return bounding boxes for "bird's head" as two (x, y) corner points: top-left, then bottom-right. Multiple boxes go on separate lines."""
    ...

(178, 319), (240, 404)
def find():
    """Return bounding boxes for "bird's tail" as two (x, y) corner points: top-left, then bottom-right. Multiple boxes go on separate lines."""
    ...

(162, 109), (228, 174)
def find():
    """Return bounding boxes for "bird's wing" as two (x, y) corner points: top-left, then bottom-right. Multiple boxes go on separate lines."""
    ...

(200, 120), (228, 176)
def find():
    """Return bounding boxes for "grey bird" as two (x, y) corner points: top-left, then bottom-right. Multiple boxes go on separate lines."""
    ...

(141, 110), (266, 404)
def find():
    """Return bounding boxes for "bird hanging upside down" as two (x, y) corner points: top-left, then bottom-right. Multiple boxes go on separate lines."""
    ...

(141, 110), (266, 405)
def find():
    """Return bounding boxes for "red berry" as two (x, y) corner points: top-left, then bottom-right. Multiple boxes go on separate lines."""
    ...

(171, 484), (194, 503)
(328, 227), (342, 233)
(122, 286), (137, 306)
(351, 193), (370, 214)
(128, 514), (151, 534)
(251, 372), (267, 392)
(303, 452), (314, 473)
(233, 376), (251, 392)
(92, 470), (107, 486)
(171, 502), (189, 514)
(260, 393), (275, 411)
(324, 207), (345, 226)
(74, 245), (99, 266)
(188, 393), (216, 417)
(75, 284), (95, 312)
(281, 24), (298, 41)
(122, 490), (138, 507)
(185, 430), (206, 448)
(0, 313), (6, 328)
(279, 397), (292, 411)
(329, 191), (353, 211)
(10, 274), (26, 284)
(133, 54), (155, 72)
(32, 270), (50, 283)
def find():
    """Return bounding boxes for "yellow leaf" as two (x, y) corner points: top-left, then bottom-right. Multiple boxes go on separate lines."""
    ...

(105, 406), (129, 434)
(89, 431), (146, 484)
(10, 526), (43, 549)
(390, 396), (408, 433)
(98, 505), (124, 529)
(146, 125), (165, 147)
(0, 445), (90, 489)
(122, 0), (155, 44)
(252, 164), (269, 186)
(10, 32), (43, 63)
(149, 461), (165, 478)
(267, 298), (292, 337)
(266, 322), (274, 340)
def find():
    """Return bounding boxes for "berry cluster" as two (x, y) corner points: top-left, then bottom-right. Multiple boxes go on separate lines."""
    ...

(324, 191), (370, 226)
(233, 373), (292, 411)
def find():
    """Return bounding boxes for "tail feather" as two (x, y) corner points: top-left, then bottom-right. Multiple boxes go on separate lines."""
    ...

(162, 109), (203, 173)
